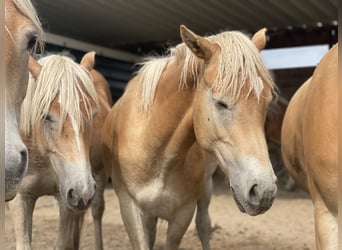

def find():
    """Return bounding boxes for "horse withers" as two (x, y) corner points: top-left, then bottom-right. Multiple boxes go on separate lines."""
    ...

(5, 0), (44, 201)
(102, 25), (277, 250)
(8, 52), (112, 250)
(281, 44), (338, 249)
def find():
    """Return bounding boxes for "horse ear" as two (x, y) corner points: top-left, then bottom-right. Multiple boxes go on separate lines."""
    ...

(80, 51), (96, 71)
(28, 56), (42, 80)
(252, 28), (267, 51)
(180, 25), (217, 61)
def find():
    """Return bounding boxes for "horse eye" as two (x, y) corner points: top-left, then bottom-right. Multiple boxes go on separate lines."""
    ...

(215, 100), (229, 110)
(27, 35), (38, 52)
(44, 115), (53, 123)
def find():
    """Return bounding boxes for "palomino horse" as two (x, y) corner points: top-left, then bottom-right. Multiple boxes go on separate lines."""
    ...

(8, 52), (112, 250)
(5, 0), (45, 201)
(102, 25), (277, 250)
(281, 44), (338, 249)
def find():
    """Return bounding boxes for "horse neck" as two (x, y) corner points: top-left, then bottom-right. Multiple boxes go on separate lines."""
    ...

(143, 59), (198, 155)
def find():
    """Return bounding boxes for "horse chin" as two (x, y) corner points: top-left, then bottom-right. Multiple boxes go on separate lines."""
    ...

(5, 186), (18, 202)
(62, 196), (92, 212)
(65, 202), (91, 212)
(5, 171), (25, 201)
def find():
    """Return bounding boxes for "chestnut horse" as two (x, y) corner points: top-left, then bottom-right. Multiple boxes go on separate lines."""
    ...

(102, 25), (277, 250)
(5, 0), (44, 201)
(8, 52), (112, 250)
(281, 44), (338, 249)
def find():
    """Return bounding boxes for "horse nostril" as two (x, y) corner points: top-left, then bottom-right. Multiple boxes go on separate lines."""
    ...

(67, 188), (74, 200)
(19, 149), (28, 175)
(248, 184), (260, 206)
(67, 189), (80, 207)
(20, 149), (28, 165)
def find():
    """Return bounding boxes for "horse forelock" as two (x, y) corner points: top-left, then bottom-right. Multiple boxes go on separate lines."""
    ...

(20, 55), (98, 136)
(10, 0), (45, 52)
(138, 30), (276, 111)
(208, 31), (276, 103)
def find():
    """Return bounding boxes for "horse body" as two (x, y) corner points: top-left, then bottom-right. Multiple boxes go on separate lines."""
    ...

(5, 0), (44, 201)
(102, 25), (277, 250)
(9, 52), (111, 250)
(281, 44), (338, 249)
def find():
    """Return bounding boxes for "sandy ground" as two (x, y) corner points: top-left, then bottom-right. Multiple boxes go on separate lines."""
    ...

(5, 175), (315, 250)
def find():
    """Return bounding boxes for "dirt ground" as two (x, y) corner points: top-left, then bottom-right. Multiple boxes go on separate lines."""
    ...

(5, 174), (315, 250)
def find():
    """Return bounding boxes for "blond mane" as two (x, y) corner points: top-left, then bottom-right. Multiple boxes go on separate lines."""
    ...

(20, 55), (99, 136)
(138, 30), (276, 111)
(8, 0), (45, 52)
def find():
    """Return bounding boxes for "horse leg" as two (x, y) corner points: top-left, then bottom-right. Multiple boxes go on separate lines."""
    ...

(91, 169), (106, 250)
(117, 190), (157, 250)
(307, 176), (338, 250)
(8, 193), (37, 250)
(55, 199), (85, 250)
(195, 176), (213, 250)
(165, 202), (196, 250)
(313, 199), (338, 250)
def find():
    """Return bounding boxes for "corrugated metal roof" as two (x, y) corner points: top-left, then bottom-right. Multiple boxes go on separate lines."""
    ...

(34, 0), (337, 51)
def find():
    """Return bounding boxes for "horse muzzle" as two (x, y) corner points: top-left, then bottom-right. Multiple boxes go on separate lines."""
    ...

(230, 181), (277, 216)
(64, 184), (96, 211)
(5, 149), (28, 201)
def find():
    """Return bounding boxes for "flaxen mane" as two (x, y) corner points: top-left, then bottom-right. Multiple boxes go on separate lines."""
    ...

(138, 30), (276, 111)
(20, 55), (99, 136)
(6, 0), (45, 52)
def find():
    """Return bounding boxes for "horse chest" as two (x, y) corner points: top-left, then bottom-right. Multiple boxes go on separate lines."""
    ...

(133, 177), (184, 219)
(119, 146), (204, 219)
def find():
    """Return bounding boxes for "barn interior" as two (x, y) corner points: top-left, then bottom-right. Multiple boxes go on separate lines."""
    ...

(33, 0), (338, 102)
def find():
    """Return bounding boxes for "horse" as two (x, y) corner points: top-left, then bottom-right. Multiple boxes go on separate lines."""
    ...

(8, 52), (112, 250)
(281, 44), (338, 249)
(5, 0), (45, 201)
(265, 95), (288, 145)
(101, 25), (277, 250)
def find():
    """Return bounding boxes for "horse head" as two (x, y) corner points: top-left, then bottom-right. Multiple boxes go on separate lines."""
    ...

(181, 25), (277, 216)
(22, 53), (98, 211)
(5, 0), (44, 201)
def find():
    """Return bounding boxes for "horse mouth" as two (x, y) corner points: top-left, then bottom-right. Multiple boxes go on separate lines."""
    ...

(230, 187), (246, 213)
(5, 176), (23, 201)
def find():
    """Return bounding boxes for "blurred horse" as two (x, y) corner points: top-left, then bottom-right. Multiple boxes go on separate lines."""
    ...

(5, 0), (44, 201)
(281, 44), (338, 249)
(102, 25), (277, 250)
(265, 95), (288, 145)
(9, 52), (112, 250)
